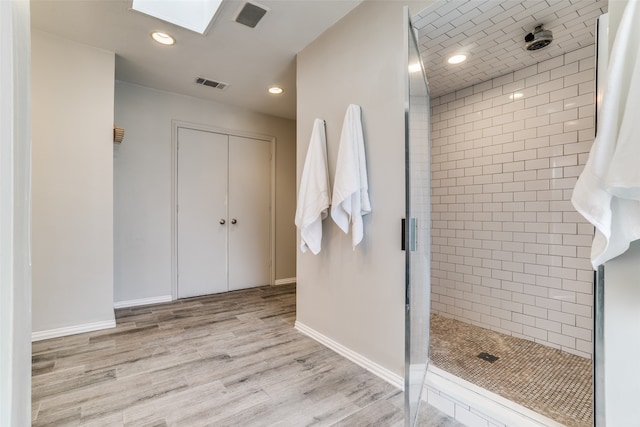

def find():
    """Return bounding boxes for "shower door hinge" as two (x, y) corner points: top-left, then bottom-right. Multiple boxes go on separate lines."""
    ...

(401, 218), (417, 252)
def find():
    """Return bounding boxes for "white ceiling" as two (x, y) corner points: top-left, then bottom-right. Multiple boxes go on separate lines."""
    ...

(30, 0), (363, 120)
(31, 0), (608, 118)
(412, 0), (608, 98)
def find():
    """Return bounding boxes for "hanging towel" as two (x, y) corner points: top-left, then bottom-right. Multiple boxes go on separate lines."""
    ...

(295, 119), (331, 255)
(331, 104), (371, 249)
(571, 0), (640, 268)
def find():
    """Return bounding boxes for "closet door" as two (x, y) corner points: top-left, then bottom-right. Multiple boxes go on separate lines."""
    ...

(177, 128), (228, 298)
(228, 135), (271, 291)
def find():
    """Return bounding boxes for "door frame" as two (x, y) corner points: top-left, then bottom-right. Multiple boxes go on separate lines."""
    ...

(170, 120), (276, 300)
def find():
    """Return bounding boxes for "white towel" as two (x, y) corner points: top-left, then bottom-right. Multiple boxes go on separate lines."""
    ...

(571, 0), (640, 268)
(295, 119), (331, 255)
(331, 104), (371, 249)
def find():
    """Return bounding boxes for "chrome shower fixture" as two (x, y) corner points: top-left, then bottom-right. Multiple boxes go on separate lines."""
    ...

(525, 25), (553, 51)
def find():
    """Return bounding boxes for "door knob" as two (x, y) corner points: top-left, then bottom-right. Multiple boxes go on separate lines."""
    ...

(219, 219), (226, 225)
(231, 218), (237, 224)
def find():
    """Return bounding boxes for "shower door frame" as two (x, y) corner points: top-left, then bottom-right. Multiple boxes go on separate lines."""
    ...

(403, 7), (432, 427)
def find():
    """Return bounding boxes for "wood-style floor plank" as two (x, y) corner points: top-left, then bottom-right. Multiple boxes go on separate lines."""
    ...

(32, 284), (459, 426)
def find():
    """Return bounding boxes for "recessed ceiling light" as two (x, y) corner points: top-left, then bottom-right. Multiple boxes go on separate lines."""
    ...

(447, 54), (467, 65)
(268, 86), (283, 95)
(151, 31), (175, 46)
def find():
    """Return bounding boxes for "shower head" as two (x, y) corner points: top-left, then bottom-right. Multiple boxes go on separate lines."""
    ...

(525, 25), (553, 51)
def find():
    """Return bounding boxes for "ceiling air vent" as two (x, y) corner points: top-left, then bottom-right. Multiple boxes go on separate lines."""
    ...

(235, 2), (268, 28)
(195, 77), (229, 90)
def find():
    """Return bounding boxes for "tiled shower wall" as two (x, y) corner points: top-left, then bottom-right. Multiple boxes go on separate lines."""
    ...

(430, 46), (595, 358)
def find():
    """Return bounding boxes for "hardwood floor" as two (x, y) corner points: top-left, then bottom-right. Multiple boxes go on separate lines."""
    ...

(32, 284), (460, 426)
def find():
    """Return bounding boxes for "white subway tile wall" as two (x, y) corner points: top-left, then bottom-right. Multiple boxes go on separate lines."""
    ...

(430, 47), (595, 358)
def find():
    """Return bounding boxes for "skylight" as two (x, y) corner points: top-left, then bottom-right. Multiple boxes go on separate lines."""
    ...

(132, 0), (223, 35)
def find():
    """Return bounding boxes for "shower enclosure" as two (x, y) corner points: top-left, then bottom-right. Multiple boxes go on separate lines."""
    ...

(405, 0), (606, 425)
(404, 9), (432, 427)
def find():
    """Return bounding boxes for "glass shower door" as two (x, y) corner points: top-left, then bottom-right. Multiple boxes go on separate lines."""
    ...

(404, 9), (432, 427)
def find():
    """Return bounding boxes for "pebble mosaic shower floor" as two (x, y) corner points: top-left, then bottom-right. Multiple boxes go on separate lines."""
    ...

(430, 313), (593, 427)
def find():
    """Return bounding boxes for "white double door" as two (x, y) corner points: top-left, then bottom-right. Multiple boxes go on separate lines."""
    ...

(177, 127), (271, 298)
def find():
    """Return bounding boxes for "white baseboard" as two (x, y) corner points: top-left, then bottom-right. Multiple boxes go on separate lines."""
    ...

(424, 366), (565, 427)
(294, 321), (403, 389)
(113, 295), (173, 309)
(274, 277), (296, 286)
(32, 319), (116, 342)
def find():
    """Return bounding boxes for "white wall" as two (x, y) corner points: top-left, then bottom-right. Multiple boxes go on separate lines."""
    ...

(114, 81), (296, 303)
(430, 48), (596, 358)
(602, 0), (640, 424)
(296, 0), (432, 378)
(604, 242), (640, 423)
(31, 31), (115, 334)
(0, 1), (32, 424)
(275, 122), (298, 283)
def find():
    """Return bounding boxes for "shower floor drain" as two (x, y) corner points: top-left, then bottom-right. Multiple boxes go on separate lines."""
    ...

(477, 352), (499, 363)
